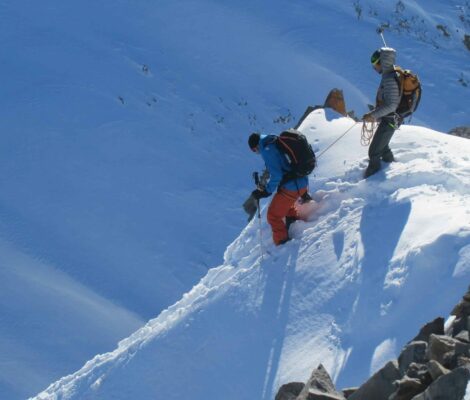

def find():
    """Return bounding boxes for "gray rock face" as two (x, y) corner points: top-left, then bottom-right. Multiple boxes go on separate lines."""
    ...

(427, 360), (450, 381)
(410, 366), (470, 400)
(341, 388), (358, 399)
(405, 363), (433, 387)
(399, 341), (428, 375)
(411, 318), (444, 343)
(455, 330), (470, 343)
(389, 377), (425, 400)
(348, 361), (401, 400)
(275, 382), (305, 400)
(302, 392), (345, 400)
(427, 334), (470, 369)
(450, 316), (470, 337)
(296, 364), (345, 400)
(427, 335), (460, 366)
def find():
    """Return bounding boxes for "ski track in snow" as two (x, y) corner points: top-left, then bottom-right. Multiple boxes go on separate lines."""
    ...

(33, 110), (470, 399)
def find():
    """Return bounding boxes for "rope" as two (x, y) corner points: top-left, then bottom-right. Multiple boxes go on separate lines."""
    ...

(361, 121), (377, 146)
(316, 121), (359, 160)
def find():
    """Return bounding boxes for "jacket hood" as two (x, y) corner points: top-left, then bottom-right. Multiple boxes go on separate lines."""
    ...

(379, 47), (396, 72)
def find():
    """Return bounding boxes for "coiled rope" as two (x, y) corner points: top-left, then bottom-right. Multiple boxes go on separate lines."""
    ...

(361, 121), (377, 146)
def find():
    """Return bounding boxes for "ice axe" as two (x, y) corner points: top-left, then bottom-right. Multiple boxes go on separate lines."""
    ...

(241, 173), (262, 223)
(242, 170), (270, 222)
(376, 26), (388, 47)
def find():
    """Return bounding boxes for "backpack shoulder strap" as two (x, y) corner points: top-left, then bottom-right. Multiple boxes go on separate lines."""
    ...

(392, 66), (405, 96)
(261, 135), (278, 148)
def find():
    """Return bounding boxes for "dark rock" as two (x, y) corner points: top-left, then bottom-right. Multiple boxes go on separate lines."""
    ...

(455, 330), (470, 343)
(411, 366), (470, 400)
(303, 392), (345, 400)
(389, 377), (425, 400)
(457, 355), (470, 368)
(411, 318), (444, 343)
(450, 316), (469, 337)
(405, 363), (433, 387)
(442, 340), (470, 369)
(296, 364), (345, 400)
(427, 360), (450, 381)
(348, 361), (401, 400)
(341, 388), (358, 399)
(449, 126), (470, 139)
(323, 89), (347, 116)
(427, 334), (460, 366)
(455, 340), (470, 357)
(406, 363), (427, 379)
(451, 299), (470, 319)
(399, 341), (428, 375)
(464, 35), (470, 52)
(275, 382), (304, 400)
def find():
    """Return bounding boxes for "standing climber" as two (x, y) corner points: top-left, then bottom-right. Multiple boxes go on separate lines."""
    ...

(362, 47), (401, 178)
(248, 131), (313, 246)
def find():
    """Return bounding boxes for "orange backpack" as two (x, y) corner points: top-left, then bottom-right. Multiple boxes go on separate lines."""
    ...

(394, 66), (422, 118)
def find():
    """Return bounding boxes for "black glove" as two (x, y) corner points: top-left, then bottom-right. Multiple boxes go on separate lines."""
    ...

(242, 195), (258, 222)
(251, 188), (271, 200)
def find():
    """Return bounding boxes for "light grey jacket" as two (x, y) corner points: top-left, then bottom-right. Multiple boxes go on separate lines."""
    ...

(370, 48), (401, 120)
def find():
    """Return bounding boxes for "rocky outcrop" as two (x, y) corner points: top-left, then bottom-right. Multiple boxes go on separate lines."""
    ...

(411, 367), (470, 400)
(276, 382), (305, 400)
(294, 89), (356, 130)
(398, 341), (428, 375)
(296, 364), (345, 400)
(410, 317), (444, 343)
(275, 287), (470, 400)
(348, 361), (401, 400)
(449, 126), (470, 139)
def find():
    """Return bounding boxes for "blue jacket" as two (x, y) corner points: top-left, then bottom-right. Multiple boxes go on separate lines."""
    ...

(259, 135), (308, 194)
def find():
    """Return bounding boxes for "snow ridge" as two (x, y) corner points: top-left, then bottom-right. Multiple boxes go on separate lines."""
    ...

(33, 110), (470, 399)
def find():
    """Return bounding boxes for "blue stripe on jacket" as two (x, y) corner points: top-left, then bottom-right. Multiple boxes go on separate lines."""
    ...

(259, 135), (308, 194)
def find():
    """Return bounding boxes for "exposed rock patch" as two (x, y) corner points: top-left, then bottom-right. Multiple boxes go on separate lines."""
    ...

(276, 287), (470, 400)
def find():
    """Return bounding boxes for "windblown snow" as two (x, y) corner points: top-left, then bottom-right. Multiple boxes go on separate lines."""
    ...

(33, 109), (470, 399)
(1, 0), (469, 398)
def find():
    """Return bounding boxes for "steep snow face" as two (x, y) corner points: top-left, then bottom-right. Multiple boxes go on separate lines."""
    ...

(1, 0), (469, 398)
(34, 109), (470, 400)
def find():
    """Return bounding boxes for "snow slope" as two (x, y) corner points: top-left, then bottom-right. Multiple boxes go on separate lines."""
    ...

(34, 108), (470, 399)
(1, 0), (469, 398)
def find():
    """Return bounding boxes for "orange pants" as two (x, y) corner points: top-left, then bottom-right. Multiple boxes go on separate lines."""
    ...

(267, 187), (307, 245)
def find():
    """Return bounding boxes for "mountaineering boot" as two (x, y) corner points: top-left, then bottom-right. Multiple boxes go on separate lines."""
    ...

(381, 151), (396, 163)
(300, 191), (313, 204)
(278, 237), (291, 246)
(364, 160), (381, 178)
(285, 216), (298, 231)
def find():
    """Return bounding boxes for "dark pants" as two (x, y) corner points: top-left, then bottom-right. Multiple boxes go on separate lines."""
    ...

(368, 118), (396, 168)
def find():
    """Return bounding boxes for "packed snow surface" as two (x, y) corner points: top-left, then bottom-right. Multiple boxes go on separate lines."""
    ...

(34, 109), (470, 399)
(1, 0), (468, 398)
